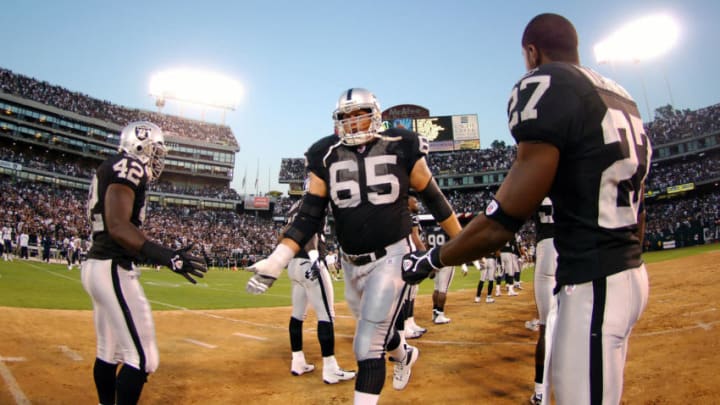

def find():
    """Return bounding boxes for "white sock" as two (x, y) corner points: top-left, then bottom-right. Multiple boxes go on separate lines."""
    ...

(291, 351), (305, 362)
(388, 342), (406, 362)
(323, 355), (338, 370)
(354, 391), (379, 405)
(535, 382), (544, 394)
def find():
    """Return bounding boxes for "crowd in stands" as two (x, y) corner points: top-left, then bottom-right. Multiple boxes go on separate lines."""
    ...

(645, 103), (720, 144)
(279, 158), (306, 182)
(0, 146), (94, 179)
(152, 181), (241, 200)
(0, 67), (238, 148)
(646, 151), (720, 191)
(645, 193), (720, 250)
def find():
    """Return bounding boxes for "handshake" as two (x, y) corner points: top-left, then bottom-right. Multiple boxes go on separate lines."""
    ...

(401, 247), (444, 285)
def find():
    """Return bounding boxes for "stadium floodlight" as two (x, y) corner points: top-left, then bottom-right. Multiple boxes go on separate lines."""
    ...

(594, 14), (679, 64)
(149, 68), (243, 111)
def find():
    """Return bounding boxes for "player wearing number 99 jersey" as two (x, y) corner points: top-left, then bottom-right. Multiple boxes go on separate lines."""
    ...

(411, 14), (651, 405)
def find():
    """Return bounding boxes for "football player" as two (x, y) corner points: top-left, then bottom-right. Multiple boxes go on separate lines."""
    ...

(402, 14), (651, 405)
(81, 121), (207, 405)
(247, 88), (461, 404)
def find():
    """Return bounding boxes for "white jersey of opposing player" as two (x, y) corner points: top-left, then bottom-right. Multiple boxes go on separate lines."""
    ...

(1, 226), (11, 241)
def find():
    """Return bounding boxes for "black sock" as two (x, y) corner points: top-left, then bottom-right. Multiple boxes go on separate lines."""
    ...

(488, 281), (494, 295)
(355, 358), (386, 394)
(116, 364), (147, 405)
(317, 320), (335, 357)
(476, 281), (484, 297)
(289, 317), (303, 352)
(93, 358), (118, 405)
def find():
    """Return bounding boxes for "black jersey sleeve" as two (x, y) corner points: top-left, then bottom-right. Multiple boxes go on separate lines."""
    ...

(508, 63), (586, 152)
(305, 135), (342, 184)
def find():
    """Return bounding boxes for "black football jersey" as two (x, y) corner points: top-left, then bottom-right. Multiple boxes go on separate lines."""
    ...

(87, 153), (149, 264)
(305, 128), (427, 254)
(508, 62), (652, 287)
(423, 225), (448, 249)
(534, 197), (555, 242)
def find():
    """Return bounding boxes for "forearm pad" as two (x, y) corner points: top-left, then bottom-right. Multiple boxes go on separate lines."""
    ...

(419, 180), (453, 222)
(140, 240), (174, 267)
(283, 193), (327, 248)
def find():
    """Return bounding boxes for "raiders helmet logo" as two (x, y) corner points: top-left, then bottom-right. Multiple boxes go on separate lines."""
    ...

(135, 126), (152, 141)
(402, 259), (415, 272)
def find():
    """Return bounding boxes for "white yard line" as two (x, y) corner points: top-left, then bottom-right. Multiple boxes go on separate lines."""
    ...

(232, 333), (268, 341)
(58, 346), (83, 361)
(182, 339), (217, 349)
(0, 357), (31, 405)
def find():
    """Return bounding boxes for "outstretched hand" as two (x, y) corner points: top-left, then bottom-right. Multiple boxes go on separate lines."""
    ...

(401, 247), (443, 285)
(169, 245), (208, 284)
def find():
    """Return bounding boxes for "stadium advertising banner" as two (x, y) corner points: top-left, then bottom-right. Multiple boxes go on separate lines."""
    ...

(243, 195), (271, 211)
(451, 114), (480, 150)
(667, 183), (694, 194)
(382, 114), (481, 152)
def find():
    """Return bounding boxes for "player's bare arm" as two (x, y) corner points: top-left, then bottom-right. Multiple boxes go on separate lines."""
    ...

(440, 141), (559, 266)
(105, 183), (147, 254)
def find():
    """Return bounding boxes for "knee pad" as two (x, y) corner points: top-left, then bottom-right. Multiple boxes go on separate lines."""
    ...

(353, 319), (386, 361)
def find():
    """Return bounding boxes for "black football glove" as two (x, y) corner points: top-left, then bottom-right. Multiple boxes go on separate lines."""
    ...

(141, 241), (208, 284)
(401, 247), (444, 285)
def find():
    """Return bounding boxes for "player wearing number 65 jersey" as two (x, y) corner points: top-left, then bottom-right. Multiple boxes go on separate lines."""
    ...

(246, 88), (461, 404)
(402, 13), (651, 405)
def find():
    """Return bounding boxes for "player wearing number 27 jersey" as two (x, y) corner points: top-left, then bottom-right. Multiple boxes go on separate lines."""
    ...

(510, 62), (651, 288)
(403, 14), (651, 405)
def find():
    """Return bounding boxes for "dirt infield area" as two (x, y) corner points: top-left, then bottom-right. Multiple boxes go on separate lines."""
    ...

(1, 250), (719, 404)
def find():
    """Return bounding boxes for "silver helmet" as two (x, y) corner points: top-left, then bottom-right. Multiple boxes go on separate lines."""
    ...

(118, 121), (167, 182)
(332, 88), (383, 145)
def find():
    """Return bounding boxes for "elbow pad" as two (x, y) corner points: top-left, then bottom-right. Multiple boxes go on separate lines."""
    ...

(283, 193), (327, 248)
(419, 180), (454, 222)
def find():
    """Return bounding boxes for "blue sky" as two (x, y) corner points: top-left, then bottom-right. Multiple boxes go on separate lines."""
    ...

(1, 0), (717, 194)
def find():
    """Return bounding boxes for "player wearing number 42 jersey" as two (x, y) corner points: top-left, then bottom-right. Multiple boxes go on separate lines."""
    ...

(82, 121), (207, 405)
(401, 13), (651, 405)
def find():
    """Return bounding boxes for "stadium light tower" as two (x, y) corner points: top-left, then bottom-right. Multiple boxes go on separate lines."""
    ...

(593, 13), (680, 119)
(149, 68), (243, 124)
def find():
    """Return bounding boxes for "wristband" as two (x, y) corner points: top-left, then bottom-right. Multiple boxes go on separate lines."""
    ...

(484, 198), (524, 233)
(429, 246), (444, 268)
(140, 240), (174, 266)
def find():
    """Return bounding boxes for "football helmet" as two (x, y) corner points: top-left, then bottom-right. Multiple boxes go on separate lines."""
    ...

(118, 121), (167, 182)
(332, 88), (383, 145)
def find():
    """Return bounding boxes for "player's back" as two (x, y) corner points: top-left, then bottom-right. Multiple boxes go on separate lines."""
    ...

(510, 62), (651, 286)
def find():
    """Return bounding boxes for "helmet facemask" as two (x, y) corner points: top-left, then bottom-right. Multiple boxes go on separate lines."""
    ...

(333, 88), (383, 146)
(146, 141), (167, 182)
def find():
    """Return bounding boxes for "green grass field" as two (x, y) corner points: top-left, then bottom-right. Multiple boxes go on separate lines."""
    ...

(0, 244), (716, 310)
